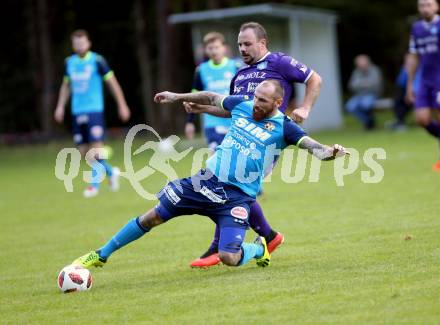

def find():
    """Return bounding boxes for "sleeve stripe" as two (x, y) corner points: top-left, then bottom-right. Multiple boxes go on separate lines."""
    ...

(103, 70), (114, 81)
(63, 76), (70, 83)
(191, 88), (199, 93)
(220, 96), (226, 110)
(296, 135), (309, 147)
(304, 70), (314, 83)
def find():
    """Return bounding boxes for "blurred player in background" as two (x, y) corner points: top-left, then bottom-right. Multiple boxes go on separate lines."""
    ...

(406, 0), (440, 170)
(189, 21), (322, 268)
(54, 29), (131, 197)
(184, 32), (241, 152)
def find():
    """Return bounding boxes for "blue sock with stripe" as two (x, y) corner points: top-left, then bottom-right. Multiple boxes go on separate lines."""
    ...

(98, 159), (113, 177)
(98, 217), (149, 259)
(238, 242), (264, 266)
(91, 160), (113, 189)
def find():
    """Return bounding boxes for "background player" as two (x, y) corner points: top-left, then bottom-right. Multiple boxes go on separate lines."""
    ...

(189, 21), (323, 268)
(54, 29), (131, 197)
(72, 80), (348, 271)
(406, 0), (440, 170)
(184, 32), (241, 152)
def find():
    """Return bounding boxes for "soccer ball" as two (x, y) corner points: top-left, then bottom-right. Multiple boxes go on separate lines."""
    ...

(57, 265), (92, 293)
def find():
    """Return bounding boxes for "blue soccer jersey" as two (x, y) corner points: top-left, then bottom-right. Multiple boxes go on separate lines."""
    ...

(64, 51), (113, 115)
(206, 95), (307, 198)
(192, 58), (241, 129)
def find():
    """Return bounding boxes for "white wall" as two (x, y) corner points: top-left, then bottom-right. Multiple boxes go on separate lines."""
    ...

(293, 18), (343, 132)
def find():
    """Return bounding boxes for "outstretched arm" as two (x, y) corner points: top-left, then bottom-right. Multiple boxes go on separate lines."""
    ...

(154, 91), (225, 107)
(183, 102), (231, 118)
(298, 136), (348, 161)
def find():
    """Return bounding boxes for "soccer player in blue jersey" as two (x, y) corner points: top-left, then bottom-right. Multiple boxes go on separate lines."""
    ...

(72, 80), (348, 270)
(185, 32), (241, 151)
(189, 22), (322, 268)
(54, 30), (131, 197)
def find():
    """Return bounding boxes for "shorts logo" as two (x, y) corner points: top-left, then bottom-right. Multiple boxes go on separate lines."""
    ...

(164, 185), (181, 205)
(73, 134), (83, 143)
(76, 115), (89, 124)
(230, 206), (248, 220)
(200, 186), (226, 204)
(91, 126), (104, 138)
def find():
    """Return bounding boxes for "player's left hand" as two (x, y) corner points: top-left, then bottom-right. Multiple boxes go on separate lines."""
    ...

(154, 91), (177, 104)
(332, 144), (350, 158)
(118, 104), (131, 122)
(291, 106), (310, 123)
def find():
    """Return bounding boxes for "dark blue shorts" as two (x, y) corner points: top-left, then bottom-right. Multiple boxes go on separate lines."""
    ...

(72, 112), (105, 145)
(204, 127), (227, 151)
(155, 170), (255, 253)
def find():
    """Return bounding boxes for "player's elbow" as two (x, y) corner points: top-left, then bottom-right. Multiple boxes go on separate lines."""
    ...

(310, 72), (322, 87)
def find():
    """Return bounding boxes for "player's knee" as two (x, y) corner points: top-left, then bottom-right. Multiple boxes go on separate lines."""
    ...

(138, 209), (164, 229)
(415, 115), (430, 126)
(218, 251), (241, 266)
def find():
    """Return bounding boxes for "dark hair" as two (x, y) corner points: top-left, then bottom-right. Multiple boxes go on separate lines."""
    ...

(71, 29), (90, 40)
(261, 79), (284, 99)
(239, 22), (268, 41)
(203, 32), (226, 47)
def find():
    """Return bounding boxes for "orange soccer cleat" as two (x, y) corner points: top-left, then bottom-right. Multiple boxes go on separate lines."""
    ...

(432, 160), (440, 172)
(267, 232), (284, 254)
(190, 252), (221, 268)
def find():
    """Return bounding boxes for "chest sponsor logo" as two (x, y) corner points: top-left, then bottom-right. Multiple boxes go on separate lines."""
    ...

(247, 82), (260, 93)
(71, 64), (93, 81)
(231, 206), (248, 219)
(236, 71), (267, 81)
(234, 117), (272, 141)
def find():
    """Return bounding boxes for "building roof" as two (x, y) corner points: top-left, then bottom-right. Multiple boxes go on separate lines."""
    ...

(168, 3), (338, 25)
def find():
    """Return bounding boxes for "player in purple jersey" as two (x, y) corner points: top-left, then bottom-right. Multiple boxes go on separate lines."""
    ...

(406, 0), (440, 171)
(189, 22), (322, 268)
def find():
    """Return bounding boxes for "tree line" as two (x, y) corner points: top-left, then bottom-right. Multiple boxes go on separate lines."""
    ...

(0, 0), (416, 138)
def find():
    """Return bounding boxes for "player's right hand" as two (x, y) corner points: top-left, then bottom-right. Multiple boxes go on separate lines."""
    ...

(184, 122), (195, 140)
(54, 106), (64, 123)
(154, 91), (177, 104)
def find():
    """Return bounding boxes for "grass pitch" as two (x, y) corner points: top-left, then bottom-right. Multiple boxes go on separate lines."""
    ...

(1, 121), (439, 324)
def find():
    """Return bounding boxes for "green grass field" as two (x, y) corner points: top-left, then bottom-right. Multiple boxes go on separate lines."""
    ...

(1, 121), (439, 324)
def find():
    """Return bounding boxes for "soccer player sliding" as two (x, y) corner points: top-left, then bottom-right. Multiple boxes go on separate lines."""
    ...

(72, 80), (349, 269)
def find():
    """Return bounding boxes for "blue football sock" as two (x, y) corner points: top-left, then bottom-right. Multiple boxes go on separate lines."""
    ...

(98, 158), (113, 177)
(91, 160), (106, 189)
(98, 217), (149, 259)
(238, 242), (264, 266)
